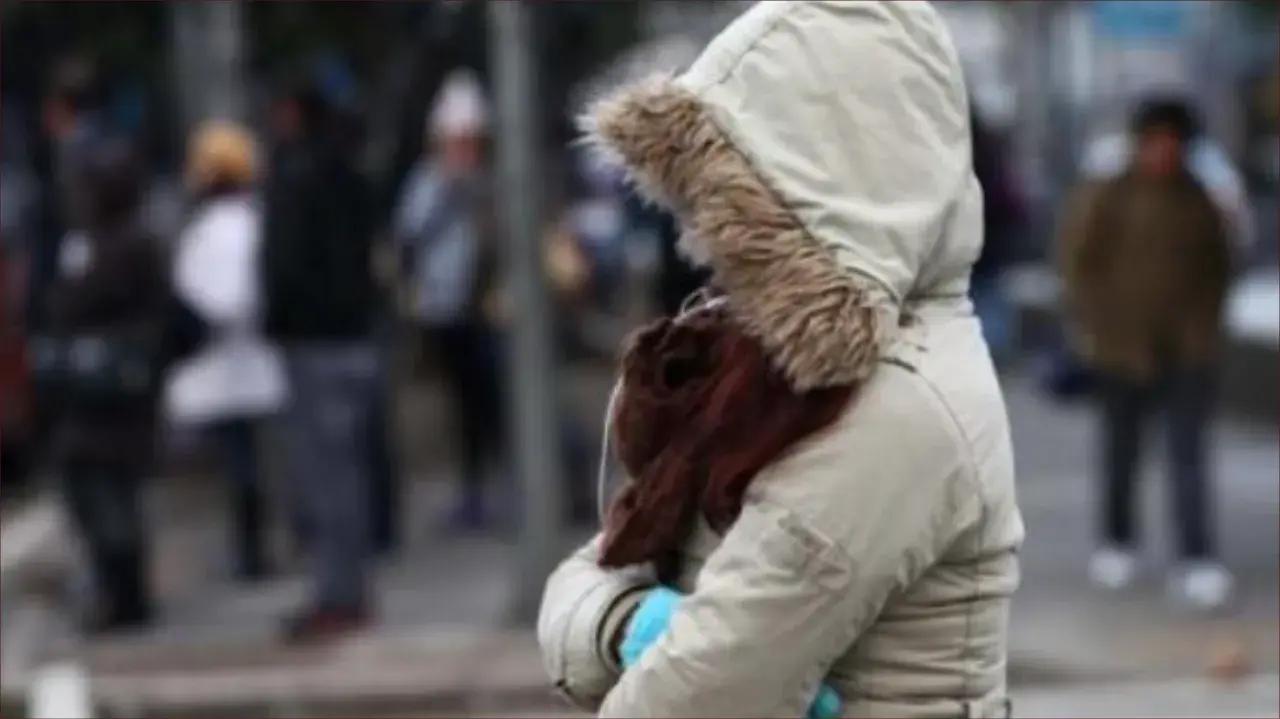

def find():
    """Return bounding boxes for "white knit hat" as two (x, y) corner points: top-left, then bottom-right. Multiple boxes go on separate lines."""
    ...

(429, 69), (490, 136)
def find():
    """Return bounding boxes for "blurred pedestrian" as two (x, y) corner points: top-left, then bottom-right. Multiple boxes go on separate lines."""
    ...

(390, 69), (504, 531)
(166, 121), (286, 582)
(262, 73), (380, 640)
(23, 59), (110, 479)
(30, 57), (108, 330)
(38, 139), (167, 633)
(969, 105), (1025, 363)
(1058, 96), (1235, 610)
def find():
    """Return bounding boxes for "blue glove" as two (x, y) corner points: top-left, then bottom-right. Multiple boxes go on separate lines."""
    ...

(619, 587), (842, 719)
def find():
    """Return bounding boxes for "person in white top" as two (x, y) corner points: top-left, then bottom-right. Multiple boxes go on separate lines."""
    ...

(166, 121), (287, 581)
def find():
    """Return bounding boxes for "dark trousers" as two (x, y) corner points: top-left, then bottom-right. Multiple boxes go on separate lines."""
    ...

(208, 419), (268, 579)
(368, 318), (401, 552)
(283, 343), (379, 610)
(61, 459), (150, 619)
(428, 320), (504, 492)
(426, 319), (595, 523)
(1098, 368), (1216, 560)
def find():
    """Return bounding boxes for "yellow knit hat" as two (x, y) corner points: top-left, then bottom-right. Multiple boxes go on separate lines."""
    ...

(185, 120), (257, 191)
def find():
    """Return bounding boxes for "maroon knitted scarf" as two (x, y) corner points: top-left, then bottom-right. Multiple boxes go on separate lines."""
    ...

(597, 303), (857, 573)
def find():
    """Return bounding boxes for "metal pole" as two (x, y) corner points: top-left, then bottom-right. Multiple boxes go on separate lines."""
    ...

(170, 1), (246, 127)
(488, 0), (565, 625)
(169, 2), (203, 136)
(204, 0), (248, 123)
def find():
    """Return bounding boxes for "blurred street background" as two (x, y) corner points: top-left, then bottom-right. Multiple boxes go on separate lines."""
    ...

(0, 1), (1276, 717)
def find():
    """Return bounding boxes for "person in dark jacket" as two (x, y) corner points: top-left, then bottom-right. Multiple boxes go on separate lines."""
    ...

(30, 58), (108, 331)
(1058, 97), (1234, 611)
(44, 139), (166, 633)
(263, 75), (381, 641)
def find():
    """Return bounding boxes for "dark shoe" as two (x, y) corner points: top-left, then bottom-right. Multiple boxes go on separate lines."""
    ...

(372, 522), (399, 557)
(233, 556), (273, 583)
(83, 550), (153, 635)
(80, 599), (154, 636)
(282, 605), (371, 644)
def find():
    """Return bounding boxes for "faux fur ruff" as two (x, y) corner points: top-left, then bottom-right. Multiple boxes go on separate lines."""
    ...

(582, 75), (884, 390)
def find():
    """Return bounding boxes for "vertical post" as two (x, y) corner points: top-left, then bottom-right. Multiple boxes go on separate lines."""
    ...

(169, 1), (203, 136)
(204, 0), (248, 123)
(488, 0), (564, 625)
(170, 1), (246, 127)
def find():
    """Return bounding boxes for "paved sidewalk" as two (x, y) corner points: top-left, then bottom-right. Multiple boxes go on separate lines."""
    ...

(1012, 674), (1280, 718)
(2, 370), (1275, 716)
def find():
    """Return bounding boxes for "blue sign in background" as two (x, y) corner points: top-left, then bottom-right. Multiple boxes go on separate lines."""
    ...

(1091, 1), (1195, 41)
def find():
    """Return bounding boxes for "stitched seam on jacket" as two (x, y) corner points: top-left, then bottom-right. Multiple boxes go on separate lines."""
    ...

(749, 495), (862, 712)
(694, 3), (796, 91)
(956, 504), (988, 710)
(903, 368), (989, 708)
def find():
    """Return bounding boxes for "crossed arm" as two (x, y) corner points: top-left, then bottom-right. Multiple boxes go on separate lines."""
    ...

(537, 380), (979, 717)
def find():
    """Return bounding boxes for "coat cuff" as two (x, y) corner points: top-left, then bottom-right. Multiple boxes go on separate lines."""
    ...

(598, 586), (648, 673)
(543, 573), (651, 710)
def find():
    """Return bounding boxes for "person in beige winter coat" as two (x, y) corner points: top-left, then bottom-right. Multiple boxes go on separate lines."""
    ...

(536, 2), (1024, 717)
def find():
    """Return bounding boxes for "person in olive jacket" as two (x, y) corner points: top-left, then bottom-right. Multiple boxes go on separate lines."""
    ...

(1058, 98), (1235, 610)
(44, 138), (167, 632)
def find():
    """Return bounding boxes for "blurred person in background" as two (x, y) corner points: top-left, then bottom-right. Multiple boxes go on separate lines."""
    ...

(969, 104), (1025, 364)
(1058, 97), (1234, 610)
(39, 139), (167, 632)
(166, 122), (286, 583)
(297, 53), (402, 556)
(391, 69), (504, 531)
(262, 72), (380, 640)
(23, 59), (110, 482)
(336, 105), (403, 558)
(334, 102), (404, 559)
(30, 57), (108, 331)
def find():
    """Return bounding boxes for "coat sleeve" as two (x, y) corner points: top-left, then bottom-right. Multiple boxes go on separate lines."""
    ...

(597, 373), (982, 718)
(390, 164), (442, 274)
(536, 534), (655, 711)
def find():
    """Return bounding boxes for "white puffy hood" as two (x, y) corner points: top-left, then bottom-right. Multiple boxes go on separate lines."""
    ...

(584, 1), (982, 390)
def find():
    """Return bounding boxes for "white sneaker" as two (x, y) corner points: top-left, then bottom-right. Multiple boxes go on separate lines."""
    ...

(1170, 562), (1235, 611)
(1088, 546), (1139, 590)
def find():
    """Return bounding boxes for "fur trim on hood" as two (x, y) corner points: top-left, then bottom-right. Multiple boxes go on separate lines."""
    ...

(582, 1), (980, 390)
